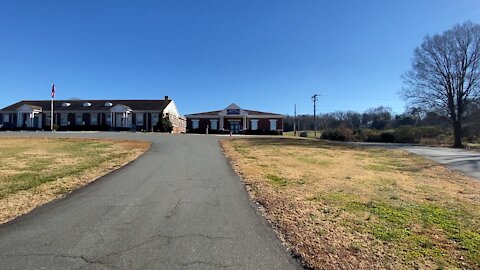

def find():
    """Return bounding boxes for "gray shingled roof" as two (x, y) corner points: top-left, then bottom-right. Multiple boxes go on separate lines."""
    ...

(0, 100), (171, 112)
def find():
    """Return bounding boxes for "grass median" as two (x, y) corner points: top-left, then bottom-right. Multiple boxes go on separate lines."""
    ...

(221, 138), (480, 270)
(0, 137), (150, 224)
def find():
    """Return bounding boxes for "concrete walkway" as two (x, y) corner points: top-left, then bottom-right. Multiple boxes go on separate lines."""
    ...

(0, 132), (301, 270)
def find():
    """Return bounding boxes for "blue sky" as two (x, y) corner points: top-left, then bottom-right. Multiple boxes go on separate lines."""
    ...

(0, 1), (479, 115)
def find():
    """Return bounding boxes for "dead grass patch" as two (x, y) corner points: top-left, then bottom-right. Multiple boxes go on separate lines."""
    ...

(221, 138), (480, 270)
(0, 137), (150, 224)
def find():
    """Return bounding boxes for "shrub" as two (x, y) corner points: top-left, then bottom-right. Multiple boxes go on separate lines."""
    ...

(392, 126), (421, 143)
(320, 128), (354, 141)
(379, 131), (396, 143)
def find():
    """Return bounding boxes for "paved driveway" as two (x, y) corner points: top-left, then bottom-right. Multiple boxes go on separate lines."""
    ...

(344, 142), (480, 180)
(0, 132), (300, 270)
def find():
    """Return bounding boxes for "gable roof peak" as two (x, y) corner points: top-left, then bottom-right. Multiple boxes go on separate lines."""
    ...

(226, 103), (241, 109)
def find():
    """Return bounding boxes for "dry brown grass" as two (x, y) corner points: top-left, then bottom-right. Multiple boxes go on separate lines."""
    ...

(0, 137), (150, 224)
(221, 138), (480, 270)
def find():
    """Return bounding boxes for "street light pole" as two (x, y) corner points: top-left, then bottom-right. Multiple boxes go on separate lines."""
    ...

(311, 94), (320, 139)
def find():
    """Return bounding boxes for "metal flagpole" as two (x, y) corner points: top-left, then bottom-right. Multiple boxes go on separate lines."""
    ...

(51, 82), (54, 131)
(51, 97), (54, 131)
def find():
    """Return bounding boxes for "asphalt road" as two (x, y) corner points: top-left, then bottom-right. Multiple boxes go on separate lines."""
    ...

(0, 132), (301, 270)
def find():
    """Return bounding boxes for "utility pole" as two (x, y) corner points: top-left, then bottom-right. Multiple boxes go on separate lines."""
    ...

(311, 94), (320, 139)
(293, 104), (297, 136)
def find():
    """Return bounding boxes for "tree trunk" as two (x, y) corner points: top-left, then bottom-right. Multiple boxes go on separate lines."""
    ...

(452, 121), (463, 148)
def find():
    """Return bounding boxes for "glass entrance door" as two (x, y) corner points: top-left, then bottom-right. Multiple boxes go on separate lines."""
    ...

(230, 122), (240, 134)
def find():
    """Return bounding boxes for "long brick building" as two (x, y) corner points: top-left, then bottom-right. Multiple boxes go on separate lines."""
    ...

(185, 103), (284, 134)
(0, 96), (186, 133)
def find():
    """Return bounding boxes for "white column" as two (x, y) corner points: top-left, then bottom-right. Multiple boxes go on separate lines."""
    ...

(220, 116), (224, 130)
(243, 115), (247, 130)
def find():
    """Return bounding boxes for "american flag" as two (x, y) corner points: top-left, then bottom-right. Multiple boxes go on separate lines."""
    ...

(51, 83), (55, 98)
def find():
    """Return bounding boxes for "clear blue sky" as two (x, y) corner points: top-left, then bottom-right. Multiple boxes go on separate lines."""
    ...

(1, 0), (479, 115)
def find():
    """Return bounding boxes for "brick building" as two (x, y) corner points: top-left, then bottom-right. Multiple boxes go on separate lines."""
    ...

(0, 96), (186, 133)
(185, 103), (284, 134)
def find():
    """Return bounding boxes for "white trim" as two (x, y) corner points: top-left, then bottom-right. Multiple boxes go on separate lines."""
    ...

(269, 119), (277, 131)
(191, 119), (200, 129)
(185, 114), (283, 119)
(251, 119), (258, 130)
(209, 119), (218, 130)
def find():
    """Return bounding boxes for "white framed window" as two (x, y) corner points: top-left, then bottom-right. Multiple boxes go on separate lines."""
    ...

(269, 119), (277, 131)
(45, 114), (51, 125)
(251, 119), (258, 131)
(152, 113), (159, 125)
(192, 119), (199, 129)
(91, 113), (97, 125)
(210, 119), (218, 130)
(136, 114), (144, 125)
(76, 113), (83, 125)
(61, 113), (68, 126)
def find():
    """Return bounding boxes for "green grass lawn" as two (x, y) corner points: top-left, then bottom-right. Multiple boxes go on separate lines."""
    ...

(0, 137), (149, 223)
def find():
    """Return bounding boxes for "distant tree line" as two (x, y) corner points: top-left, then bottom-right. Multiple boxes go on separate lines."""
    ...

(284, 102), (480, 145)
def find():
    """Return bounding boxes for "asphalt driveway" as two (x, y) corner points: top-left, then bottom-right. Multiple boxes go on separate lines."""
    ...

(0, 132), (301, 270)
(343, 141), (480, 180)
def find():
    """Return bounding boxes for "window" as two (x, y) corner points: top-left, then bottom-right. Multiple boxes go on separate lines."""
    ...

(152, 113), (159, 125)
(3, 113), (9, 123)
(76, 113), (83, 125)
(251, 119), (258, 131)
(269, 119), (277, 131)
(105, 102), (113, 107)
(192, 120), (199, 129)
(45, 114), (51, 125)
(83, 102), (91, 107)
(210, 119), (218, 130)
(62, 102), (71, 107)
(136, 114), (144, 125)
(106, 114), (112, 125)
(91, 113), (97, 125)
(61, 114), (68, 126)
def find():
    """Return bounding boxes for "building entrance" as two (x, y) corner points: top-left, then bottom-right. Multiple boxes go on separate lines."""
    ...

(229, 122), (240, 134)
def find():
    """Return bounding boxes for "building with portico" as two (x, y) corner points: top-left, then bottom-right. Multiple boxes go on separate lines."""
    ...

(185, 103), (284, 134)
(0, 96), (186, 133)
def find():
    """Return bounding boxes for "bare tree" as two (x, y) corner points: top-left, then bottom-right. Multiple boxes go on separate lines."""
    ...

(402, 21), (480, 148)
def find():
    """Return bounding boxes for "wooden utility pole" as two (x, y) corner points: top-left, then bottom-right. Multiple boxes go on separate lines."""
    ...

(311, 94), (319, 139)
(293, 104), (297, 136)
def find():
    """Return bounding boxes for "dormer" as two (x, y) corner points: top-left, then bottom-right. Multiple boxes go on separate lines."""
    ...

(83, 102), (92, 107)
(62, 102), (71, 107)
(105, 102), (113, 107)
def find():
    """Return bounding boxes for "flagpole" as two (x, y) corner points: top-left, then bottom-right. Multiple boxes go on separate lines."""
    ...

(51, 82), (54, 131)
